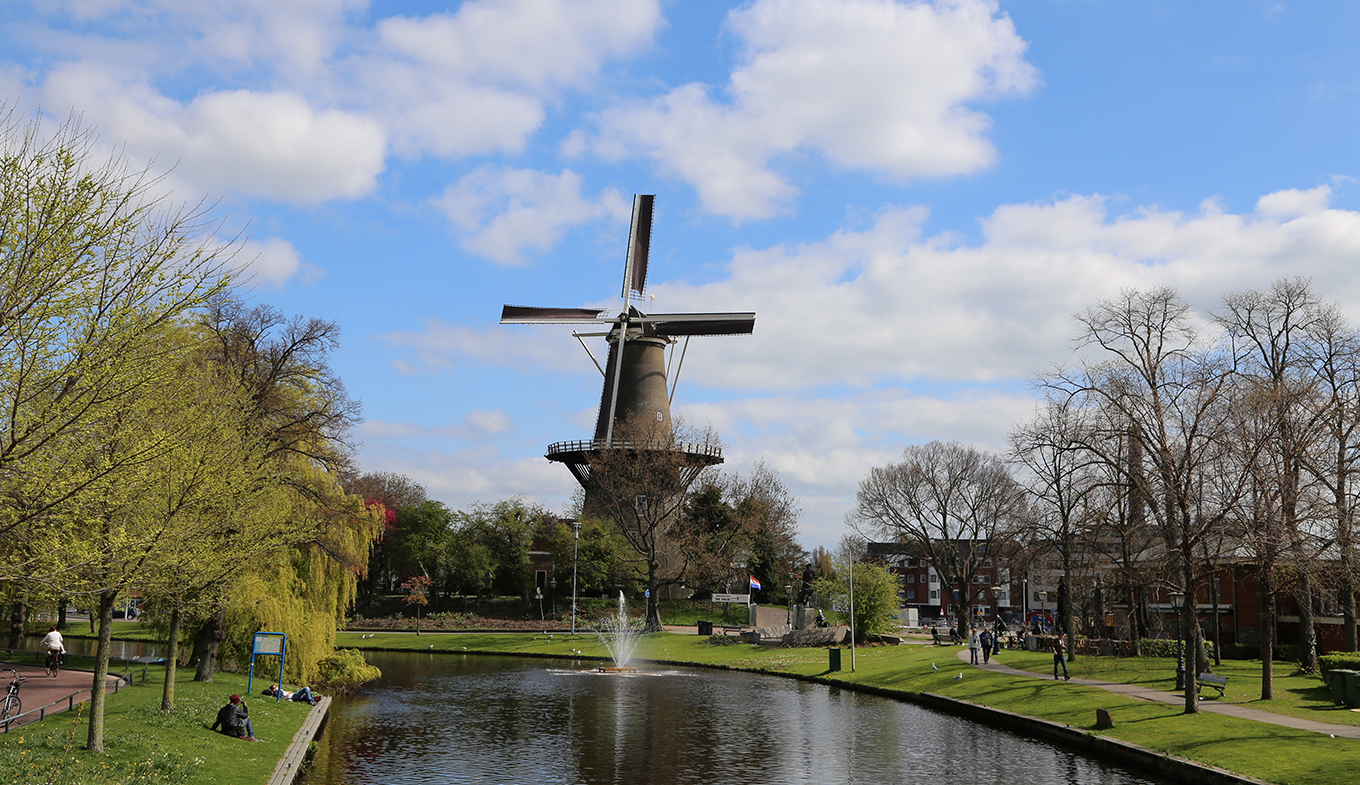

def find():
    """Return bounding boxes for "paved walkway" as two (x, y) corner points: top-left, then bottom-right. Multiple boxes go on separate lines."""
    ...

(1, 661), (124, 731)
(952, 647), (1360, 739)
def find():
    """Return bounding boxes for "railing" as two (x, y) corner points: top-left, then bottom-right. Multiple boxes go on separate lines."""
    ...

(0, 648), (155, 733)
(546, 439), (723, 459)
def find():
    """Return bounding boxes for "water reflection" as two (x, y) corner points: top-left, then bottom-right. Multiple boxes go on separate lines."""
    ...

(305, 652), (1166, 785)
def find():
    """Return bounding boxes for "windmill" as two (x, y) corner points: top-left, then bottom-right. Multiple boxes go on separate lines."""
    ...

(500, 194), (755, 490)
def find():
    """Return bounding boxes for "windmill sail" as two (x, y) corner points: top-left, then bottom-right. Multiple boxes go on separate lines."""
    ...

(622, 194), (653, 301)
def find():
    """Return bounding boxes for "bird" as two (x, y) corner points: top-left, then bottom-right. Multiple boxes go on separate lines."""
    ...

(461, 647), (467, 650)
(953, 673), (963, 680)
(931, 662), (938, 671)
(429, 645), (434, 649)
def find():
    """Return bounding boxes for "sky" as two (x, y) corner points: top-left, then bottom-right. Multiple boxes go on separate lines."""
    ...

(3, 0), (1360, 553)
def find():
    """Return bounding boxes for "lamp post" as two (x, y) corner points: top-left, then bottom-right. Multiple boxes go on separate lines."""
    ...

(1170, 590), (1186, 691)
(550, 578), (557, 621)
(786, 584), (793, 627)
(570, 521), (582, 636)
(1038, 591), (1049, 634)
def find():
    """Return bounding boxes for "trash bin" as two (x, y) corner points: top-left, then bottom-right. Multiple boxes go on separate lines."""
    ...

(1338, 670), (1360, 708)
(829, 647), (842, 672)
(1026, 634), (1038, 652)
(697, 620), (714, 636)
(1324, 670), (1349, 705)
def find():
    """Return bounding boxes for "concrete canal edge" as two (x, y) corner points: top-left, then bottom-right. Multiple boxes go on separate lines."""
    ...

(812, 677), (1276, 785)
(267, 696), (332, 785)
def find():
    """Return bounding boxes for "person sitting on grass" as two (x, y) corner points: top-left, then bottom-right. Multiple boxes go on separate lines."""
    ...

(209, 694), (256, 741)
(263, 683), (318, 705)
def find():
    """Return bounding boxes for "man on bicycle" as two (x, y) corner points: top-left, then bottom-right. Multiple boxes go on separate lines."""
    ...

(40, 625), (65, 676)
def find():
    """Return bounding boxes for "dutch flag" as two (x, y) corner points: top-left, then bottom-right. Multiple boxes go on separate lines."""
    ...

(749, 576), (762, 591)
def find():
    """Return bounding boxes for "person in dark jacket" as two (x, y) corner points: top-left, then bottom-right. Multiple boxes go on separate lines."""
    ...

(210, 694), (256, 740)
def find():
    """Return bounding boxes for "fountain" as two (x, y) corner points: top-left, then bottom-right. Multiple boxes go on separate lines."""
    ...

(594, 592), (644, 673)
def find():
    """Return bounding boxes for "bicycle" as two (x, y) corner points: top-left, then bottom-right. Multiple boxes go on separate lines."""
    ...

(45, 649), (64, 678)
(1, 669), (24, 720)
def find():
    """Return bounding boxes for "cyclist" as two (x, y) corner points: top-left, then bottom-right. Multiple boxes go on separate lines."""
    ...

(40, 625), (66, 677)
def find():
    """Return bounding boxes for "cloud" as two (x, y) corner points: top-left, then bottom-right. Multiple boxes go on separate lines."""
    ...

(434, 166), (629, 265)
(19, 0), (662, 197)
(42, 64), (387, 202)
(580, 0), (1038, 218)
(236, 236), (320, 287)
(1256, 185), (1332, 218)
(349, 0), (662, 158)
(397, 187), (1360, 394)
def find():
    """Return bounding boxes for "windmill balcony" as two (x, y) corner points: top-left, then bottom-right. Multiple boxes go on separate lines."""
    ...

(546, 439), (723, 463)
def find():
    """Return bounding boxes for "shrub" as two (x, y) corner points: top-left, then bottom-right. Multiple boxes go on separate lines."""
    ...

(1319, 653), (1360, 675)
(1221, 643), (1260, 660)
(316, 648), (382, 694)
(1134, 639), (1216, 659)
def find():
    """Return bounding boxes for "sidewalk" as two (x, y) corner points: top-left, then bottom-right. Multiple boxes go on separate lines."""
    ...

(1, 661), (123, 730)
(954, 647), (1360, 740)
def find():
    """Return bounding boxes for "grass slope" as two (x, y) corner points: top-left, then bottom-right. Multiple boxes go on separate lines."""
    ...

(0, 665), (315, 785)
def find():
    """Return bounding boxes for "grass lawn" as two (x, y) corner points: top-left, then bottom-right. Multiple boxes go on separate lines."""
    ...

(337, 631), (1360, 785)
(0, 664), (316, 785)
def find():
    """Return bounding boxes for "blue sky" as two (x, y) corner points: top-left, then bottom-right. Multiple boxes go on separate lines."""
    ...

(4, 1), (1359, 551)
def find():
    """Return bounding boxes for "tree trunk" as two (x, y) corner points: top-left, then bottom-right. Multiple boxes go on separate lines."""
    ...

(1344, 570), (1357, 653)
(1261, 568), (1275, 700)
(1210, 572), (1221, 667)
(644, 562), (662, 632)
(1127, 581), (1141, 656)
(86, 589), (117, 751)
(1297, 568), (1318, 671)
(58, 601), (67, 631)
(161, 605), (182, 711)
(192, 607), (226, 682)
(7, 601), (25, 649)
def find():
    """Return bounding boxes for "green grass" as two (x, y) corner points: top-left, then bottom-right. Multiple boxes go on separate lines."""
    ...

(0, 664), (315, 785)
(337, 631), (1360, 785)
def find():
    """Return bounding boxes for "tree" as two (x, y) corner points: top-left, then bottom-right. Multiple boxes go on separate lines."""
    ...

(1048, 286), (1246, 714)
(584, 416), (727, 630)
(1008, 399), (1104, 661)
(852, 441), (1027, 638)
(814, 561), (900, 641)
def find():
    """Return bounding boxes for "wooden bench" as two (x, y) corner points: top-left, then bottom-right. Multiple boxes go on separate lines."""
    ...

(1197, 673), (1227, 699)
(720, 625), (747, 636)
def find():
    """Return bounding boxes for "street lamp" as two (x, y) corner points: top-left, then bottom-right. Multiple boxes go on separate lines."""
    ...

(1170, 590), (1186, 691)
(1038, 591), (1049, 634)
(570, 521), (582, 636)
(550, 578), (557, 621)
(786, 584), (793, 627)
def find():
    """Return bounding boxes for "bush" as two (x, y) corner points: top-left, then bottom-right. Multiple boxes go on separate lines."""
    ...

(316, 648), (382, 694)
(1221, 643), (1260, 660)
(1319, 653), (1360, 675)
(1135, 639), (1216, 659)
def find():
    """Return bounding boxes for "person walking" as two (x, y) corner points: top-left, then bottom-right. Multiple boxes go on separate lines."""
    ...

(980, 628), (993, 664)
(1053, 635), (1070, 680)
(968, 627), (980, 664)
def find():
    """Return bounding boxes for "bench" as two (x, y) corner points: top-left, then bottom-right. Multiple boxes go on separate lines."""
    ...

(930, 628), (960, 646)
(720, 625), (746, 636)
(1197, 673), (1227, 699)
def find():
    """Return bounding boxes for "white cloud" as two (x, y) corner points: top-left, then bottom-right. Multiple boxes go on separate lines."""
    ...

(43, 65), (387, 202)
(399, 188), (1360, 394)
(352, 0), (662, 157)
(1256, 185), (1332, 218)
(236, 236), (318, 287)
(581, 0), (1037, 218)
(434, 167), (628, 265)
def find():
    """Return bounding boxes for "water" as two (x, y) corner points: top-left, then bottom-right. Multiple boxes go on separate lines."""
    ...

(303, 651), (1168, 785)
(15, 634), (161, 661)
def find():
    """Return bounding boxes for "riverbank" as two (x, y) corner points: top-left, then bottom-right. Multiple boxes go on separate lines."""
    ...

(337, 630), (1358, 785)
(0, 661), (321, 785)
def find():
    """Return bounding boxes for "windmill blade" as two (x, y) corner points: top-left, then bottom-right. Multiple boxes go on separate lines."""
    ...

(501, 305), (610, 324)
(645, 312), (756, 337)
(621, 194), (654, 301)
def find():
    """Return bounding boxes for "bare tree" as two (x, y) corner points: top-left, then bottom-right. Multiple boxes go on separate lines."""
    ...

(1047, 286), (1246, 713)
(852, 441), (1027, 635)
(583, 416), (733, 630)
(1008, 399), (1106, 660)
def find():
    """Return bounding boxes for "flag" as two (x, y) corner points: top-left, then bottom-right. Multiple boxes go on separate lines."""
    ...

(749, 575), (762, 591)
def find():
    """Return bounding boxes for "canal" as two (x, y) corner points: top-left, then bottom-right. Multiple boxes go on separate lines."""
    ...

(303, 651), (1169, 785)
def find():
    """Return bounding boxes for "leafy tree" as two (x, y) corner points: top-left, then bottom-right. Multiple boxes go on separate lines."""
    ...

(813, 562), (900, 641)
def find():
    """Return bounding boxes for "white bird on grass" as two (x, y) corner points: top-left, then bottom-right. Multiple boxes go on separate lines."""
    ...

(953, 673), (963, 680)
(931, 662), (938, 671)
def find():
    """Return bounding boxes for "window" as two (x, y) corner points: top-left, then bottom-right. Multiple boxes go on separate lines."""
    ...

(929, 590), (939, 601)
(929, 574), (938, 584)
(907, 590), (916, 600)
(906, 574), (915, 583)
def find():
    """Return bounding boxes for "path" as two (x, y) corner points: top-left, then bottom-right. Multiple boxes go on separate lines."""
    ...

(1, 661), (125, 731)
(952, 647), (1360, 739)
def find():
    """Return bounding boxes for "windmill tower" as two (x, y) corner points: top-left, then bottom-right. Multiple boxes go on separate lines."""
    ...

(500, 194), (755, 493)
